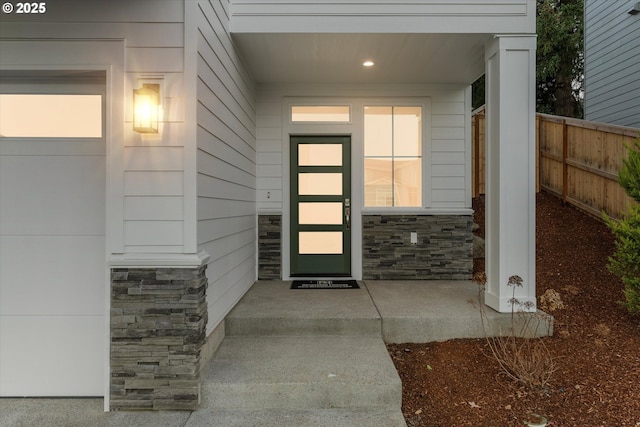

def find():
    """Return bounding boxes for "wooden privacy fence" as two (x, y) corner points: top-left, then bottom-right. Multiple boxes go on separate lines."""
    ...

(472, 106), (640, 220)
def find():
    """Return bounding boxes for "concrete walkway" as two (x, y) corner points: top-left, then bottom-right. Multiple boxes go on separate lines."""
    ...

(1, 280), (551, 426)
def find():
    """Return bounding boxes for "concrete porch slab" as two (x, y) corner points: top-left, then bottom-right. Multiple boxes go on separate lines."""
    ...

(225, 280), (382, 337)
(365, 280), (552, 343)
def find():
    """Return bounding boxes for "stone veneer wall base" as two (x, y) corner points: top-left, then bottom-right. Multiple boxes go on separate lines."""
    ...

(110, 266), (208, 411)
(258, 215), (282, 280)
(362, 215), (473, 280)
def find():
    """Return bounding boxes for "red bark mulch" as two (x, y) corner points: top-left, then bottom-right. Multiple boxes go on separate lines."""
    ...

(389, 191), (640, 426)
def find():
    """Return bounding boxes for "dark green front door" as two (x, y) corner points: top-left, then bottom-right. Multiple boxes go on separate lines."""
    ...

(290, 136), (351, 276)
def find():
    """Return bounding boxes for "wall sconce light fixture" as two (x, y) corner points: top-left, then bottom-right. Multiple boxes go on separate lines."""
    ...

(133, 83), (160, 133)
(629, 2), (640, 15)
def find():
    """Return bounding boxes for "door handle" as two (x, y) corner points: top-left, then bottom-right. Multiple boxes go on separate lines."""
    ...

(345, 207), (351, 230)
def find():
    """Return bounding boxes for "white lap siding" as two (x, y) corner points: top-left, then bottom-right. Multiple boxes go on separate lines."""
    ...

(191, 0), (258, 334)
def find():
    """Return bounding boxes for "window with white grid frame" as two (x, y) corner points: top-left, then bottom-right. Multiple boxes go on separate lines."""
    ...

(364, 105), (422, 207)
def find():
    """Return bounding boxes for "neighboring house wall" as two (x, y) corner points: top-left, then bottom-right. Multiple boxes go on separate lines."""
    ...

(191, 0), (258, 335)
(584, 0), (640, 128)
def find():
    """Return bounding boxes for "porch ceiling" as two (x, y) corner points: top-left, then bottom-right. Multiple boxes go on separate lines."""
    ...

(232, 33), (491, 85)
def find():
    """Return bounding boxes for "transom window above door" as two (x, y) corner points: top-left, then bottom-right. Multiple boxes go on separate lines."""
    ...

(290, 105), (351, 123)
(364, 105), (422, 207)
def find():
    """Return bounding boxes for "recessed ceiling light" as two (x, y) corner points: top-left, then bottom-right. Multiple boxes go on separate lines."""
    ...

(363, 60), (374, 67)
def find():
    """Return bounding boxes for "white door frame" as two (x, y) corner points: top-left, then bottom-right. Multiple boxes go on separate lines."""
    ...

(281, 97), (363, 280)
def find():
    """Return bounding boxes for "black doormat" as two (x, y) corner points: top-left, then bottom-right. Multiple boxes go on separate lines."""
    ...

(291, 280), (360, 289)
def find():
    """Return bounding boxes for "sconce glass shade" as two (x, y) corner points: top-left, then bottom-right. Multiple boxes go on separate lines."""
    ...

(133, 83), (160, 133)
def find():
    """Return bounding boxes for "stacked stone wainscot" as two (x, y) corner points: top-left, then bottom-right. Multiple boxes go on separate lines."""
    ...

(258, 215), (282, 280)
(362, 214), (473, 280)
(110, 267), (208, 411)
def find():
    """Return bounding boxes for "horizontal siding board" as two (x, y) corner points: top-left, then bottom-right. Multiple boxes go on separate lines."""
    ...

(197, 3), (256, 116)
(126, 48), (184, 73)
(432, 140), (465, 152)
(124, 171), (184, 196)
(202, 0), (255, 92)
(588, 67), (640, 98)
(198, 215), (256, 243)
(431, 114), (465, 127)
(197, 146), (255, 178)
(197, 154), (256, 190)
(431, 102), (465, 115)
(197, 133), (255, 177)
(432, 164), (465, 176)
(197, 174), (255, 201)
(432, 176), (465, 189)
(257, 165), (282, 178)
(257, 140), (283, 152)
(432, 127), (465, 140)
(588, 89), (640, 115)
(197, 104), (256, 164)
(206, 244), (256, 288)
(125, 122), (186, 147)
(256, 127), (282, 140)
(0, 23), (184, 48)
(431, 189), (466, 202)
(124, 221), (183, 246)
(124, 196), (183, 220)
(257, 152), (281, 165)
(206, 261), (255, 335)
(197, 77), (256, 147)
(198, 228), (255, 261)
(256, 177), (281, 190)
(257, 114), (281, 128)
(196, 56), (255, 132)
(197, 198), (256, 220)
(432, 151), (465, 165)
(124, 147), (184, 171)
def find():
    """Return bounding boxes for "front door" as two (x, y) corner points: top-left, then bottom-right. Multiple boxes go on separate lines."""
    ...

(290, 136), (351, 276)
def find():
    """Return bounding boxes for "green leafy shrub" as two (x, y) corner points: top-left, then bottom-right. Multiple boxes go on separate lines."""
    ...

(605, 137), (640, 315)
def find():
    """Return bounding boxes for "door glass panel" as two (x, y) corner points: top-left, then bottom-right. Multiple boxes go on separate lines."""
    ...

(299, 173), (342, 195)
(299, 144), (342, 166)
(299, 232), (343, 254)
(299, 202), (343, 225)
(0, 94), (102, 138)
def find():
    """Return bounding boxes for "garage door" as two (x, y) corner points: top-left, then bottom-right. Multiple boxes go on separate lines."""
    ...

(0, 72), (106, 396)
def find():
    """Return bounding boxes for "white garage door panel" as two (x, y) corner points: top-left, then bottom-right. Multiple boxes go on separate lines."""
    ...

(0, 74), (106, 397)
(0, 156), (105, 236)
(0, 236), (105, 315)
(0, 316), (105, 396)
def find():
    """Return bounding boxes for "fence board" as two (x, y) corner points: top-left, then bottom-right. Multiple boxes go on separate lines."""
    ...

(472, 107), (639, 220)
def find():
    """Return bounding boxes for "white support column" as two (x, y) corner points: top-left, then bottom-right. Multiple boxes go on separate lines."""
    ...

(484, 35), (537, 313)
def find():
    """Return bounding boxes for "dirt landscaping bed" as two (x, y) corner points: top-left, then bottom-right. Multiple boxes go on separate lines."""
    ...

(389, 191), (640, 426)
